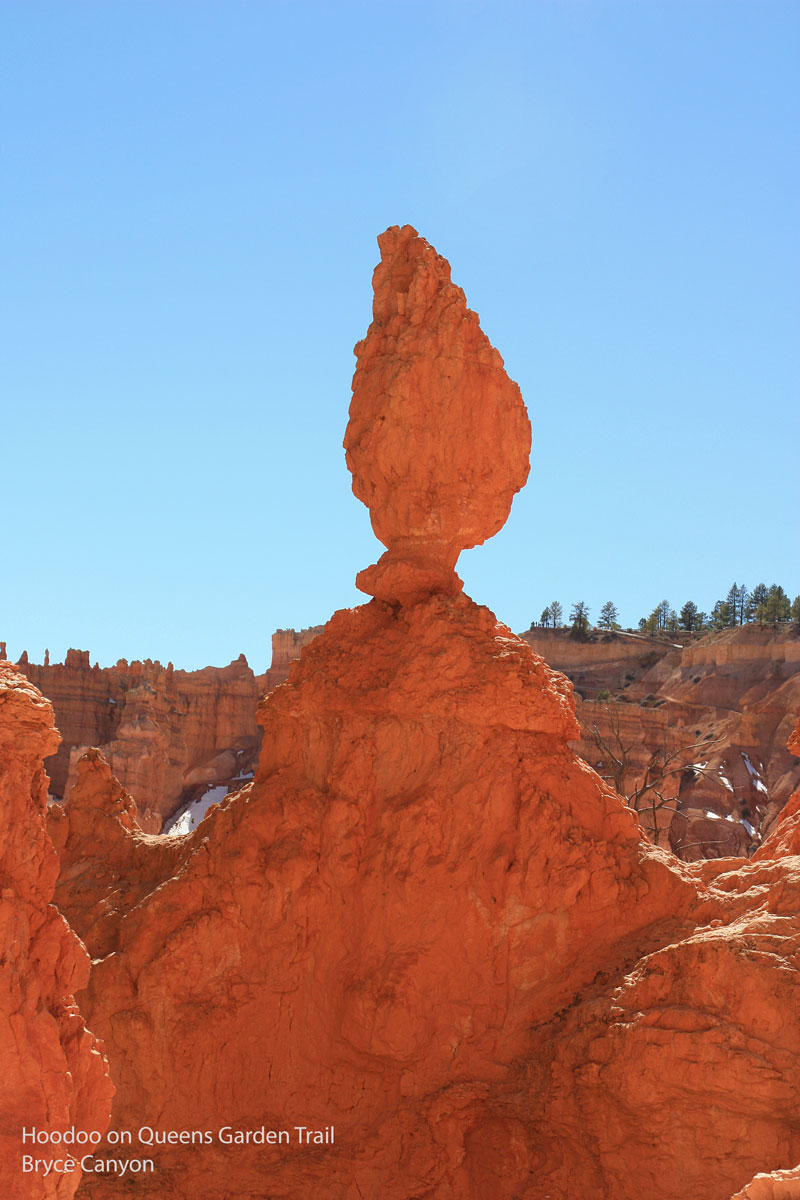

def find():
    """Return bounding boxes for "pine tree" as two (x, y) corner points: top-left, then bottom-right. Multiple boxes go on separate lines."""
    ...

(570, 601), (590, 637)
(712, 600), (731, 630)
(748, 583), (768, 622)
(599, 601), (618, 630)
(679, 600), (698, 632)
(792, 596), (800, 626)
(737, 584), (749, 624)
(550, 601), (563, 627)
(540, 606), (552, 628)
(764, 584), (790, 624)
(726, 583), (748, 624)
(726, 582), (740, 626)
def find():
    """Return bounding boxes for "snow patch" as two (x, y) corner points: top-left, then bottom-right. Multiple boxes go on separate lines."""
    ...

(742, 752), (760, 778)
(742, 752), (769, 795)
(165, 784), (229, 836)
(705, 810), (721, 820)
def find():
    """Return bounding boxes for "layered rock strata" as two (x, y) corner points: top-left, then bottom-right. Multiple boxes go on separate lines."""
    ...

(14, 653), (261, 829)
(0, 663), (112, 1200)
(259, 625), (325, 691)
(557, 625), (800, 858)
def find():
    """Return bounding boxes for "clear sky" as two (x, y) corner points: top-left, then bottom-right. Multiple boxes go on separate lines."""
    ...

(3, 0), (798, 671)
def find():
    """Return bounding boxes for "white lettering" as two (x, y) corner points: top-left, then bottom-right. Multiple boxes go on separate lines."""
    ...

(20, 1156), (77, 1175)
(81, 1156), (154, 1176)
(107, 1129), (132, 1144)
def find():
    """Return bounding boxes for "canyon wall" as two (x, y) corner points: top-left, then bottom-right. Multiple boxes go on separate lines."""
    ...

(9, 619), (797, 852)
(522, 625), (800, 857)
(12, 652), (261, 830)
(259, 624), (324, 690)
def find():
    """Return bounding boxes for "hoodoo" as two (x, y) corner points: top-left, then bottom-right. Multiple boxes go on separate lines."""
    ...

(345, 223), (531, 605)
(28, 232), (800, 1199)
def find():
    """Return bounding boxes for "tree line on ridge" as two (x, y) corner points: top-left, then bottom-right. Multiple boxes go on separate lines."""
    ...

(533, 583), (800, 639)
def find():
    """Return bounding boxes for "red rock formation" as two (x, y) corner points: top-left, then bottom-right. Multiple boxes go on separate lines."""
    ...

(751, 719), (800, 861)
(345, 223), (531, 605)
(47, 750), (186, 958)
(525, 625), (800, 858)
(0, 663), (112, 1199)
(521, 626), (680, 695)
(259, 624), (324, 690)
(40, 230), (800, 1200)
(731, 1165), (800, 1198)
(15, 652), (261, 829)
(69, 595), (707, 1199)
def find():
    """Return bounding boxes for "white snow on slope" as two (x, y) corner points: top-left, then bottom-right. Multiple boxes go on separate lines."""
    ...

(165, 784), (229, 836)
(742, 752), (769, 795)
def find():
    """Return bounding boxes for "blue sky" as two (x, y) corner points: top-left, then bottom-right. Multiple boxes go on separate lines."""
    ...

(2, 0), (798, 670)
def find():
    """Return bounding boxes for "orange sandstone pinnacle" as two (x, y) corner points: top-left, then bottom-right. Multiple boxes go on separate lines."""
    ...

(345, 224), (531, 605)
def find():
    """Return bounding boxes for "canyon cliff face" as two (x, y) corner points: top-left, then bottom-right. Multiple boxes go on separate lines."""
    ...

(14, 653), (261, 830)
(524, 626), (800, 859)
(751, 720), (800, 863)
(259, 625), (324, 691)
(34, 228), (800, 1199)
(0, 663), (113, 1200)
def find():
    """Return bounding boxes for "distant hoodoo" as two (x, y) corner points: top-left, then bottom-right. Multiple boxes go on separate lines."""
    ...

(345, 224), (531, 605)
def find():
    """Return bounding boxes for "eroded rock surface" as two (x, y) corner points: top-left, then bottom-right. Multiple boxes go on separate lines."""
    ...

(345, 223), (531, 605)
(0, 663), (112, 1200)
(731, 1164), (800, 1198)
(259, 624), (325, 691)
(47, 750), (187, 959)
(523, 626), (800, 858)
(751, 719), (800, 861)
(14, 653), (261, 829)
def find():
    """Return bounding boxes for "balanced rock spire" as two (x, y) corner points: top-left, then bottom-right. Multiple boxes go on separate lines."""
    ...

(345, 224), (531, 605)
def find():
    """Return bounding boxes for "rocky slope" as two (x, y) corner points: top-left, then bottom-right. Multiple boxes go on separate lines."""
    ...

(521, 626), (800, 859)
(31, 226), (799, 1199)
(0, 663), (113, 1200)
(10, 651), (261, 831)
